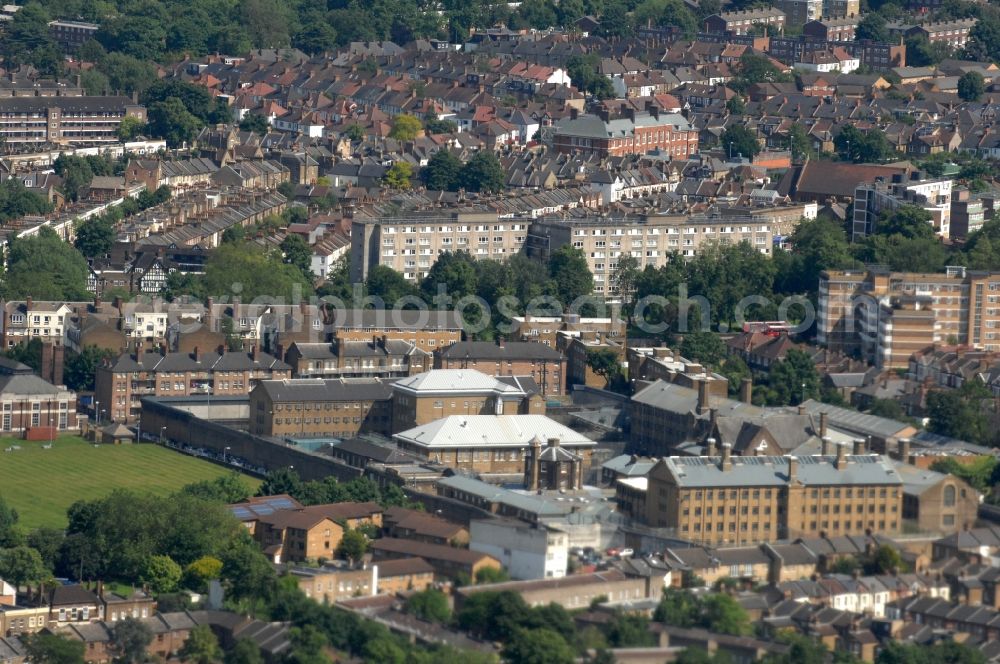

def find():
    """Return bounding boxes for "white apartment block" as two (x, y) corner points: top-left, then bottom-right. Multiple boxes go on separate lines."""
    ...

(470, 519), (569, 580)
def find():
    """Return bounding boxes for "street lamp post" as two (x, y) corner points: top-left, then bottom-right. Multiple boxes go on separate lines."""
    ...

(224, 446), (231, 464)
(160, 426), (167, 444)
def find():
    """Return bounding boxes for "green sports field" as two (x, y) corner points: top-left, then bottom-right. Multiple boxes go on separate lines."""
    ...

(0, 436), (260, 529)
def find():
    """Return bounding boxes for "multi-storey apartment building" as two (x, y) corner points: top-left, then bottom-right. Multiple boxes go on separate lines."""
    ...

(950, 188), (986, 240)
(824, 0), (860, 18)
(643, 446), (904, 545)
(853, 173), (953, 240)
(0, 97), (146, 145)
(889, 18), (978, 49)
(773, 0), (823, 29)
(1, 299), (74, 349)
(553, 110), (699, 158)
(434, 340), (565, 397)
(817, 267), (1000, 367)
(47, 20), (99, 51)
(248, 377), (394, 439)
(391, 368), (545, 432)
(508, 314), (624, 348)
(803, 17), (858, 42)
(350, 211), (532, 282)
(95, 347), (291, 422)
(282, 338), (431, 380)
(324, 309), (465, 348)
(704, 8), (787, 35)
(525, 214), (774, 297)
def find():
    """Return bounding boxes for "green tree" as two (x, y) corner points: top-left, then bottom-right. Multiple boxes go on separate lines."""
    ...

(958, 71), (985, 102)
(700, 594), (750, 635)
(336, 528), (368, 564)
(98, 54), (158, 97)
(54, 154), (95, 202)
(26, 527), (64, 569)
(0, 494), (21, 548)
(257, 467), (303, 497)
(1, 3), (61, 75)
(856, 13), (889, 41)
(566, 54), (616, 99)
(835, 124), (895, 163)
(612, 254), (640, 322)
(586, 348), (624, 390)
(383, 162), (414, 189)
(726, 96), (746, 115)
(548, 245), (593, 308)
(868, 544), (908, 574)
(293, 21), (338, 56)
(765, 348), (821, 406)
(0, 546), (47, 588)
(404, 589), (451, 623)
(64, 346), (116, 392)
(2, 227), (91, 301)
(182, 555), (225, 591)
(141, 554), (183, 593)
(23, 632), (85, 664)
(239, 114), (270, 136)
(2, 338), (43, 374)
(224, 640), (264, 664)
(459, 150), (505, 193)
(389, 114), (423, 141)
(653, 588), (699, 627)
(0, 179), (53, 223)
(182, 474), (252, 504)
(179, 625), (222, 664)
(280, 234), (314, 280)
(365, 265), (420, 303)
(680, 332), (726, 367)
(421, 150), (463, 191)
(720, 124), (760, 159)
(502, 628), (575, 664)
(147, 98), (202, 148)
(787, 123), (812, 161)
(598, 2), (633, 39)
(930, 456), (997, 496)
(73, 217), (116, 258)
(202, 243), (314, 303)
(110, 617), (154, 664)
(926, 385), (991, 445)
(117, 116), (146, 141)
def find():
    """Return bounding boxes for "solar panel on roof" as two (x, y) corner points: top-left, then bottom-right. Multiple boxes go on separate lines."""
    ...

(254, 505), (275, 515)
(231, 507), (252, 519)
(270, 498), (296, 508)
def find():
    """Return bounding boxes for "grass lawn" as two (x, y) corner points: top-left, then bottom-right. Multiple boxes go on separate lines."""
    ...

(0, 436), (260, 530)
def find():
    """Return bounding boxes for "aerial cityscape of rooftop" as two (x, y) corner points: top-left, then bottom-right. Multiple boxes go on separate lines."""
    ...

(2, 0), (1000, 662)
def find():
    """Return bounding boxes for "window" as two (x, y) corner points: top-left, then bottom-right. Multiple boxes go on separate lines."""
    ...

(943, 485), (956, 507)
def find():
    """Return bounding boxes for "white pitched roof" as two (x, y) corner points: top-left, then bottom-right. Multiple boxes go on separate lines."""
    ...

(393, 369), (525, 396)
(395, 415), (595, 449)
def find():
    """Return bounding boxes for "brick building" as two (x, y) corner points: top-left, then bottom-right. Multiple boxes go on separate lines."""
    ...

(642, 447), (904, 545)
(0, 359), (78, 436)
(248, 377), (393, 439)
(553, 109), (698, 158)
(282, 338), (431, 380)
(704, 8), (786, 35)
(291, 558), (435, 603)
(390, 368), (544, 432)
(370, 538), (502, 580)
(0, 97), (145, 145)
(95, 347), (290, 423)
(251, 510), (343, 563)
(803, 17), (858, 42)
(434, 341), (565, 397)
(817, 267), (1000, 367)
(393, 414), (594, 475)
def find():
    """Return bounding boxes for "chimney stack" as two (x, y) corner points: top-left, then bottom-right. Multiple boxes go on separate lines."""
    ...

(740, 377), (752, 404)
(819, 411), (828, 438)
(835, 442), (847, 469)
(706, 437), (717, 456)
(899, 438), (911, 463)
(788, 455), (797, 481)
(797, 404), (805, 416)
(698, 378), (711, 415)
(528, 437), (542, 491)
(821, 436), (831, 456)
(853, 438), (866, 455)
(721, 442), (732, 471)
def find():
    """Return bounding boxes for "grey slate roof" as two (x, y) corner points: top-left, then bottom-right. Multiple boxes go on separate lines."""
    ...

(254, 378), (394, 402)
(437, 341), (562, 361)
(658, 453), (902, 488)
